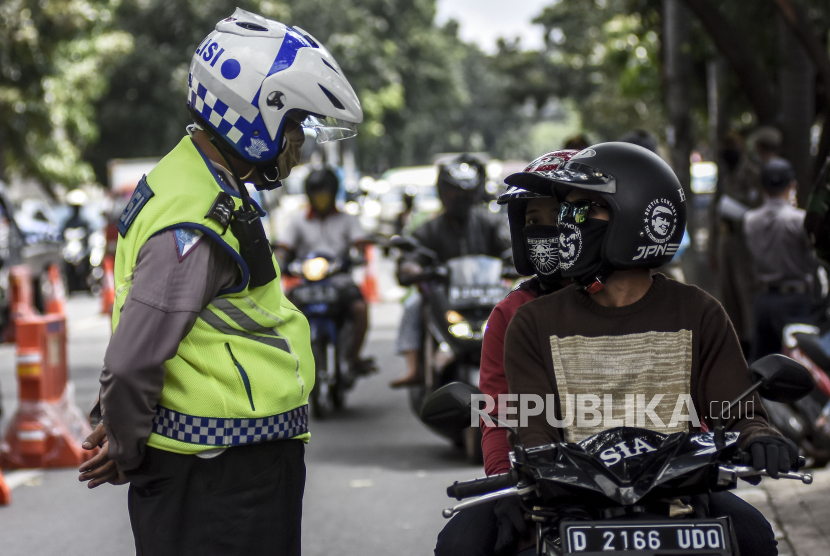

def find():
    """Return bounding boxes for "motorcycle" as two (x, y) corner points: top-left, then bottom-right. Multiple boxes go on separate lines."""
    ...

(421, 354), (815, 556)
(285, 252), (364, 419)
(391, 235), (511, 463)
(62, 225), (105, 292)
(777, 322), (830, 466)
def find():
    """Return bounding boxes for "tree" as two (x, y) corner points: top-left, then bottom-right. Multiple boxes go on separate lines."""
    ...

(0, 0), (132, 193)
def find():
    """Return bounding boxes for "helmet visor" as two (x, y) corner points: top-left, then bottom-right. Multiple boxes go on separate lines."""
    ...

(300, 114), (358, 143)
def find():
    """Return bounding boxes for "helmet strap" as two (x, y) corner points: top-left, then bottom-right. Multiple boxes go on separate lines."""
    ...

(580, 263), (614, 294)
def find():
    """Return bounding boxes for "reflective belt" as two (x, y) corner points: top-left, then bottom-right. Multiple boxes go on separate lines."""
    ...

(152, 404), (308, 446)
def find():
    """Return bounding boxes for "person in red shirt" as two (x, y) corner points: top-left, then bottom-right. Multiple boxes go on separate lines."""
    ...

(435, 150), (576, 556)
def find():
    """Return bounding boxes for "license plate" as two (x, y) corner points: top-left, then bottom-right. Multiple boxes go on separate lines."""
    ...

(292, 284), (339, 304)
(561, 519), (729, 554)
(448, 285), (507, 305)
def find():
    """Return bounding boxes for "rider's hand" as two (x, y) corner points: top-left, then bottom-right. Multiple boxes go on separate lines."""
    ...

(493, 497), (528, 555)
(742, 436), (798, 480)
(78, 422), (128, 488)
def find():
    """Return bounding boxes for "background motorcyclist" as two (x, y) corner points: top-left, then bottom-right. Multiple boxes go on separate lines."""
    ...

(433, 149), (577, 556)
(62, 188), (93, 291)
(278, 167), (374, 376)
(389, 154), (511, 388)
(503, 142), (796, 556)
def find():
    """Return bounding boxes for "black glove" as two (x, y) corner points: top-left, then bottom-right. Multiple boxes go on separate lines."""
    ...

(493, 497), (528, 555)
(742, 436), (798, 481)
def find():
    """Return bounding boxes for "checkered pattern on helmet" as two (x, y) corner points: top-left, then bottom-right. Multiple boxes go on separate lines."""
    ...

(152, 404), (309, 446)
(188, 74), (275, 160)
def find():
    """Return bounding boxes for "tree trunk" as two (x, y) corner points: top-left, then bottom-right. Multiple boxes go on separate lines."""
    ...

(664, 0), (694, 218)
(778, 16), (815, 205)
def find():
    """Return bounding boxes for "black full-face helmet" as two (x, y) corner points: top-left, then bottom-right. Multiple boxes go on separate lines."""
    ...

(500, 150), (578, 276)
(436, 154), (485, 192)
(506, 142), (686, 270)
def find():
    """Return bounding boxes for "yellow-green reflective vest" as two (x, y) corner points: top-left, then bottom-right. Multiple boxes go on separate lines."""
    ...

(113, 137), (314, 455)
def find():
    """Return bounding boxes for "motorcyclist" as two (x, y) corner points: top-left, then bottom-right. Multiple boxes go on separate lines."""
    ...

(503, 142), (796, 556)
(62, 189), (94, 291)
(278, 167), (374, 376)
(77, 10), (363, 555)
(389, 154), (511, 388)
(434, 150), (577, 556)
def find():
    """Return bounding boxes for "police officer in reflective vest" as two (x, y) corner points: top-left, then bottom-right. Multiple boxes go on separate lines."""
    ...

(78, 10), (363, 556)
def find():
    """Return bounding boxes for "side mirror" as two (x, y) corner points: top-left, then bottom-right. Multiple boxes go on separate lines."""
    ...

(750, 354), (815, 404)
(420, 382), (482, 437)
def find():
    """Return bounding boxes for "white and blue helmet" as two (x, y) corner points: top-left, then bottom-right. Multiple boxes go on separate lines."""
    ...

(188, 9), (363, 172)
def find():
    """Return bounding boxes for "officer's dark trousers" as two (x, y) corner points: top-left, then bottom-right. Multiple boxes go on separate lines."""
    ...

(434, 492), (777, 556)
(751, 292), (815, 362)
(126, 439), (305, 556)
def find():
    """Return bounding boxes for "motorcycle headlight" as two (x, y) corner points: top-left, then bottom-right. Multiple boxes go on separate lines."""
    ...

(302, 257), (330, 281)
(448, 322), (473, 339)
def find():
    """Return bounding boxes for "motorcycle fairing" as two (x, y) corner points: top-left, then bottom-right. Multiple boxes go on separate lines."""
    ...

(517, 427), (740, 506)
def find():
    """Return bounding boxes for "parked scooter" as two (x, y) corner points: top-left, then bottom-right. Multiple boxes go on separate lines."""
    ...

(422, 354), (814, 556)
(776, 323), (830, 466)
(392, 235), (511, 463)
(285, 252), (367, 419)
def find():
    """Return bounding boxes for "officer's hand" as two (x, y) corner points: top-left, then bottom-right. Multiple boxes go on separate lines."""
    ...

(78, 423), (127, 488)
(741, 436), (798, 482)
(493, 497), (528, 555)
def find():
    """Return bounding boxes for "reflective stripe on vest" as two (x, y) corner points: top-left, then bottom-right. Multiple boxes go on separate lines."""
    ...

(152, 405), (309, 446)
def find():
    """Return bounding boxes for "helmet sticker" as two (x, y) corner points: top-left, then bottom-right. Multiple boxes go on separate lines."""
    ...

(527, 236), (559, 275)
(558, 223), (583, 271)
(678, 187), (686, 202)
(525, 153), (565, 173)
(244, 137), (270, 159)
(220, 59), (241, 80)
(633, 242), (681, 261)
(643, 199), (677, 244)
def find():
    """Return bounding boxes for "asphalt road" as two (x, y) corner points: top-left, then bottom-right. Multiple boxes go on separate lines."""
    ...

(0, 294), (482, 556)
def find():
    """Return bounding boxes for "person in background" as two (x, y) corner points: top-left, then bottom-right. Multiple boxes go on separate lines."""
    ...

(744, 158), (817, 361)
(394, 186), (416, 236)
(390, 155), (510, 388)
(753, 126), (783, 165)
(710, 129), (763, 355)
(563, 133), (590, 151)
(278, 167), (374, 376)
(433, 150), (577, 556)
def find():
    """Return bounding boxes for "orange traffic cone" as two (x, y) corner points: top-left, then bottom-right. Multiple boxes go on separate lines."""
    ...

(100, 255), (115, 316)
(0, 314), (94, 469)
(44, 264), (66, 316)
(0, 469), (9, 505)
(360, 244), (381, 303)
(2, 266), (36, 344)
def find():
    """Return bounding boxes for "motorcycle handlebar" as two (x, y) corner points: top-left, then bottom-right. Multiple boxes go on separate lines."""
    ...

(447, 470), (519, 500)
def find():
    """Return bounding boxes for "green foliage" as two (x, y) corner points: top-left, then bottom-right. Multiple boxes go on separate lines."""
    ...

(532, 0), (666, 142)
(0, 0), (132, 190)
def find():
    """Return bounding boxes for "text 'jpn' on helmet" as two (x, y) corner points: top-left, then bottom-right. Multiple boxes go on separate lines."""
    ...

(509, 142), (687, 270)
(436, 155), (485, 192)
(500, 150), (578, 276)
(187, 9), (363, 178)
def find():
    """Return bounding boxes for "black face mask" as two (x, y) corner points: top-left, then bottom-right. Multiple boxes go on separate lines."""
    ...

(523, 225), (560, 284)
(558, 219), (609, 285)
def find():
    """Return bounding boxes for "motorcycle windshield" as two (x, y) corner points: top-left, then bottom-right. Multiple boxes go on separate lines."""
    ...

(446, 256), (503, 287)
(446, 256), (507, 308)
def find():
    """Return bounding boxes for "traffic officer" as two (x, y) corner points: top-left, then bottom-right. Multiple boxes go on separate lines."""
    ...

(77, 10), (363, 556)
(744, 158), (817, 361)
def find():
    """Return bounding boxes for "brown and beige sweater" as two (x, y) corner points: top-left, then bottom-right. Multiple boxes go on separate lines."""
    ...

(504, 274), (778, 449)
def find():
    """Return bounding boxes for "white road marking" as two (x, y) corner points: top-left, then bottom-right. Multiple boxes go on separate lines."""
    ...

(4, 469), (43, 490)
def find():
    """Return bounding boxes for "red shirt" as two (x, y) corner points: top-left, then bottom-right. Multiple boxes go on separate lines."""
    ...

(480, 284), (538, 476)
